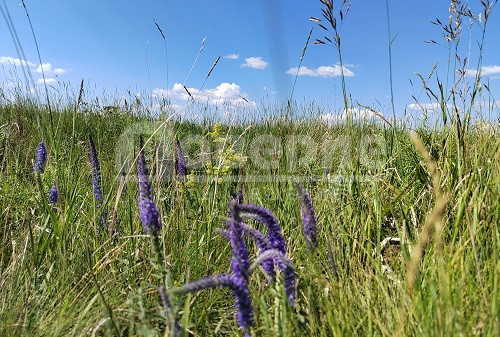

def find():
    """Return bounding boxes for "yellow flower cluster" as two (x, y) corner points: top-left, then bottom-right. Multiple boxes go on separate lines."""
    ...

(205, 123), (247, 182)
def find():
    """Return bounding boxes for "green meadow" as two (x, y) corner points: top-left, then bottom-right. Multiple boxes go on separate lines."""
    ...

(0, 1), (499, 336)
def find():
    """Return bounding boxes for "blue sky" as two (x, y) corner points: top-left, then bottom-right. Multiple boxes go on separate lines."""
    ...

(1, 0), (499, 119)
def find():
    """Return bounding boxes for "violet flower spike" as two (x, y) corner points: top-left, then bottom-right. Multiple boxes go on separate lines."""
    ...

(217, 224), (275, 282)
(228, 202), (251, 279)
(49, 181), (58, 204)
(283, 265), (297, 307)
(137, 136), (161, 236)
(228, 201), (254, 332)
(233, 202), (286, 256)
(34, 142), (47, 173)
(296, 183), (318, 249)
(172, 272), (253, 335)
(88, 135), (103, 206)
(229, 258), (253, 335)
(233, 201), (296, 307)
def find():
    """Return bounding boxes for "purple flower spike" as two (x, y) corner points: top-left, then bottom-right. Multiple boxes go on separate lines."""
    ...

(227, 219), (251, 282)
(284, 265), (297, 307)
(34, 142), (47, 173)
(137, 136), (161, 236)
(218, 223), (275, 281)
(175, 137), (187, 179)
(232, 202), (287, 256)
(296, 183), (318, 249)
(172, 273), (253, 335)
(88, 135), (103, 205)
(228, 201), (254, 332)
(232, 201), (296, 307)
(239, 222), (274, 281)
(228, 262), (253, 334)
(49, 181), (58, 204)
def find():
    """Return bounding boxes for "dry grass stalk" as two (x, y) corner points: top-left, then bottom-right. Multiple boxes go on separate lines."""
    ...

(407, 131), (449, 295)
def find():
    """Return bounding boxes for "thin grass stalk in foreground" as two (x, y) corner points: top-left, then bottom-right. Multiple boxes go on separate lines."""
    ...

(314, 0), (352, 129)
(175, 137), (187, 179)
(407, 131), (449, 294)
(20, 0), (55, 139)
(153, 19), (169, 101)
(289, 27), (313, 104)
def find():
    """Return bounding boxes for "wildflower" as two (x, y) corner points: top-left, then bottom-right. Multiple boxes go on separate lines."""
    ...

(185, 171), (196, 187)
(171, 267), (254, 335)
(232, 201), (296, 307)
(88, 135), (103, 205)
(49, 181), (58, 204)
(227, 216), (254, 332)
(171, 201), (254, 335)
(175, 137), (187, 179)
(34, 142), (47, 173)
(295, 183), (318, 249)
(218, 221), (274, 281)
(137, 136), (161, 236)
(283, 265), (297, 307)
(232, 202), (286, 257)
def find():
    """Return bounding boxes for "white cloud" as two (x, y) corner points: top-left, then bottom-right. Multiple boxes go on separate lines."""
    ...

(34, 63), (67, 76)
(37, 78), (57, 84)
(0, 56), (35, 67)
(465, 65), (500, 77)
(224, 53), (239, 60)
(241, 57), (268, 70)
(321, 108), (380, 125)
(152, 82), (256, 107)
(407, 102), (448, 112)
(286, 65), (355, 77)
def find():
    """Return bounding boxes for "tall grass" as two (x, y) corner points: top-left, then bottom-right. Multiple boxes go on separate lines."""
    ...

(0, 0), (499, 336)
(0, 95), (498, 335)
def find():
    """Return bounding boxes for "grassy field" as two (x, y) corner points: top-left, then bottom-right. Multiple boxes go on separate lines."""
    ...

(1, 0), (499, 336)
(0, 96), (498, 336)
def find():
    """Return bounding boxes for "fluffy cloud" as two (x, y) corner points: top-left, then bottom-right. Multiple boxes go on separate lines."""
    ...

(34, 63), (67, 76)
(224, 53), (239, 60)
(321, 108), (380, 125)
(406, 102), (449, 112)
(152, 82), (256, 107)
(286, 65), (355, 77)
(37, 78), (57, 84)
(0, 56), (35, 67)
(465, 65), (500, 77)
(241, 57), (268, 70)
(1, 56), (69, 77)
